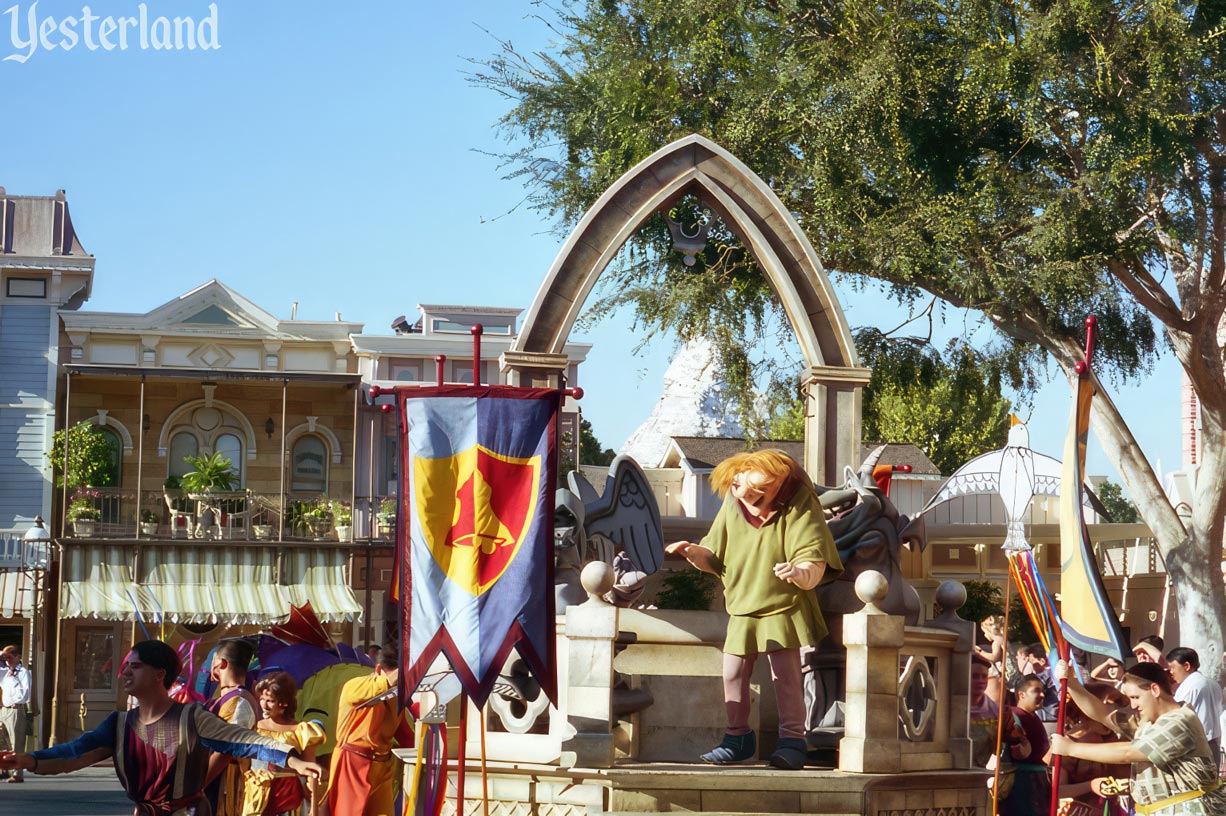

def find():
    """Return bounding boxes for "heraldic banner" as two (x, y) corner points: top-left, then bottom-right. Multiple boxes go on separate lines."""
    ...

(398, 385), (560, 707)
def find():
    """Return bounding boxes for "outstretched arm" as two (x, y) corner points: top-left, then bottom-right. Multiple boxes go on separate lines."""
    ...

(773, 561), (826, 590)
(1054, 660), (1115, 728)
(0, 746), (112, 775)
(665, 541), (721, 576)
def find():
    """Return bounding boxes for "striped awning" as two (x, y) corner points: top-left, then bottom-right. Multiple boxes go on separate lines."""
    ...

(61, 543), (362, 625)
(0, 569), (39, 618)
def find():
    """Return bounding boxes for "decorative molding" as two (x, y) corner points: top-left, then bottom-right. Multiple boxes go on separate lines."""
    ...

(285, 418), (343, 464)
(157, 398), (257, 460)
(86, 410), (134, 455)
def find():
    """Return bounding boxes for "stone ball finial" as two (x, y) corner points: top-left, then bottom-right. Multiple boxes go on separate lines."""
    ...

(580, 561), (615, 604)
(854, 570), (889, 608)
(935, 580), (967, 613)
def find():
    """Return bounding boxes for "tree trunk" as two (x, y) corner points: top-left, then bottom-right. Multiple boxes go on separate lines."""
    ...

(1165, 528), (1226, 682)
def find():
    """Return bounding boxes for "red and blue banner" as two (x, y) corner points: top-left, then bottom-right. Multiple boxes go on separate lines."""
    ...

(397, 385), (559, 708)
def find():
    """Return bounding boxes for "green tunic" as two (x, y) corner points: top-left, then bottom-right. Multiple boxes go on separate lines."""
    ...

(700, 484), (843, 656)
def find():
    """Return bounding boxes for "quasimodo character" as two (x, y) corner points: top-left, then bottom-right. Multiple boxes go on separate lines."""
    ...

(666, 450), (842, 770)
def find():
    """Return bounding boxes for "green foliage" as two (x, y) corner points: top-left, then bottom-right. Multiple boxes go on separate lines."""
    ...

(330, 501), (353, 526)
(179, 452), (237, 494)
(579, 418), (616, 466)
(856, 329), (1011, 474)
(959, 580), (1005, 624)
(1096, 480), (1139, 524)
(140, 509), (159, 524)
(49, 421), (119, 488)
(654, 569), (718, 610)
(378, 497), (397, 518)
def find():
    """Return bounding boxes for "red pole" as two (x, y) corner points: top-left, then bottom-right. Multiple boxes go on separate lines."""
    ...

(470, 325), (483, 386)
(435, 355), (446, 386)
(457, 692), (468, 814)
(1048, 640), (1071, 816)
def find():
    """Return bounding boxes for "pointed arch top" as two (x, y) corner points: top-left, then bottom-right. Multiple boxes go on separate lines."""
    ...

(507, 134), (870, 484)
(512, 133), (860, 371)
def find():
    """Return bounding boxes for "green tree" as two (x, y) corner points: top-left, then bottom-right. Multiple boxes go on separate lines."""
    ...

(1096, 479), (1140, 523)
(476, 0), (1226, 667)
(49, 421), (119, 488)
(959, 580), (1005, 624)
(578, 418), (617, 465)
(856, 330), (1011, 475)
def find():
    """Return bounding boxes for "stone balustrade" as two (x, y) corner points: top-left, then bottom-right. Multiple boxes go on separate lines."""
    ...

(465, 565), (976, 776)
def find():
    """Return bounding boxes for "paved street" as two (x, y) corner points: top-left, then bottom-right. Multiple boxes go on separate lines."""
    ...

(0, 766), (130, 815)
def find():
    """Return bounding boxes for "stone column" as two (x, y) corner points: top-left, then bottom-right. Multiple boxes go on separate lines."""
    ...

(561, 562), (618, 768)
(802, 365), (871, 487)
(927, 580), (975, 769)
(499, 350), (570, 389)
(839, 570), (904, 773)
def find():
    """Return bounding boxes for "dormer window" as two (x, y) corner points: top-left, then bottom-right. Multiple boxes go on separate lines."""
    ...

(430, 319), (513, 335)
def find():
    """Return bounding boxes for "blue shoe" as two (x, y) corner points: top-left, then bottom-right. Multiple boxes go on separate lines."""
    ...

(769, 736), (808, 770)
(700, 731), (756, 764)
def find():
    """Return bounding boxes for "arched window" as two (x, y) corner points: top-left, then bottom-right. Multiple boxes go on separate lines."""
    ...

(95, 427), (122, 487)
(168, 433), (199, 480)
(215, 433), (244, 487)
(291, 435), (328, 492)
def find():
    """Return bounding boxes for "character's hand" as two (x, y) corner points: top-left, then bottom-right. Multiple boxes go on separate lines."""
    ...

(773, 561), (797, 581)
(287, 756), (323, 780)
(1049, 734), (1073, 757)
(665, 541), (694, 557)
(0, 752), (29, 771)
(1092, 776), (1128, 797)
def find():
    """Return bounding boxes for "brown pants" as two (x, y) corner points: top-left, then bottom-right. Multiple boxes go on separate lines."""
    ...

(722, 649), (805, 739)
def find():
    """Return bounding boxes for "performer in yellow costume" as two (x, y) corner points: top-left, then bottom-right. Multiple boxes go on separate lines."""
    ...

(241, 671), (323, 816)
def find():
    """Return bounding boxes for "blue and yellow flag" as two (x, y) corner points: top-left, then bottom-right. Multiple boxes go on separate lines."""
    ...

(398, 385), (559, 707)
(1058, 374), (1129, 660)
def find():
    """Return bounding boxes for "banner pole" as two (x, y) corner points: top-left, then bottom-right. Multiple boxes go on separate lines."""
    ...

(991, 568), (1014, 816)
(456, 692), (468, 816)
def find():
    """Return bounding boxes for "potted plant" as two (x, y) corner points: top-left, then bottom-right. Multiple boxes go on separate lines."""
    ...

(67, 489), (102, 536)
(304, 500), (333, 539)
(252, 522), (273, 540)
(376, 497), (397, 537)
(331, 501), (353, 543)
(180, 452), (237, 539)
(179, 452), (237, 496)
(139, 509), (160, 537)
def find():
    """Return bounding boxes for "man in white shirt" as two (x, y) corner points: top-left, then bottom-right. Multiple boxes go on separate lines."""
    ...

(1167, 646), (1223, 766)
(0, 645), (30, 782)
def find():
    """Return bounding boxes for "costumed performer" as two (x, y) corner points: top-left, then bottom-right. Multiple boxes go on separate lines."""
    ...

(327, 641), (415, 816)
(665, 450), (842, 770)
(241, 671), (324, 816)
(205, 638), (260, 816)
(1051, 659), (1226, 816)
(0, 640), (322, 816)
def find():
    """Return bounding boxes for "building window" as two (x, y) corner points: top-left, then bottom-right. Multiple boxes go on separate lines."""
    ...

(73, 628), (115, 690)
(452, 362), (473, 384)
(95, 427), (122, 487)
(430, 318), (512, 335)
(215, 433), (244, 486)
(168, 432), (199, 480)
(5, 278), (45, 298)
(291, 435), (328, 492)
(392, 363), (422, 382)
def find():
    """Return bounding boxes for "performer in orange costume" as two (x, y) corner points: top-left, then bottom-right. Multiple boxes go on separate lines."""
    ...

(327, 642), (414, 816)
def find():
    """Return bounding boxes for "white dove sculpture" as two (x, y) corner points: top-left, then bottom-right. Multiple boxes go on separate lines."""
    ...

(918, 416), (1096, 551)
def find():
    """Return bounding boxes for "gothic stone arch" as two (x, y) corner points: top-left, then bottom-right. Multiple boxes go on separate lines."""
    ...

(504, 134), (870, 485)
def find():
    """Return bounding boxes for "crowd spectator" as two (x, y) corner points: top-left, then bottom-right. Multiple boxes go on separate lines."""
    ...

(1132, 635), (1166, 667)
(1014, 643), (1059, 721)
(0, 645), (30, 783)
(1166, 647), (1222, 766)
(1088, 656), (1125, 688)
(998, 676), (1053, 815)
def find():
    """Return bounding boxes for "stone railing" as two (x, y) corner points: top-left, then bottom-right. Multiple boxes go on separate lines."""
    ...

(466, 565), (975, 773)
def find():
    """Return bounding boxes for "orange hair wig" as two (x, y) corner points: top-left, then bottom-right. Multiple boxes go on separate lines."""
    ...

(709, 450), (807, 496)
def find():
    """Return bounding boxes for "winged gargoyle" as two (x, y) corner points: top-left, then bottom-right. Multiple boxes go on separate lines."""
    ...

(554, 455), (665, 611)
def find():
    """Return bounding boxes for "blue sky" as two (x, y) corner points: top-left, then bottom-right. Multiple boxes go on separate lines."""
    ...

(1, 0), (1184, 485)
